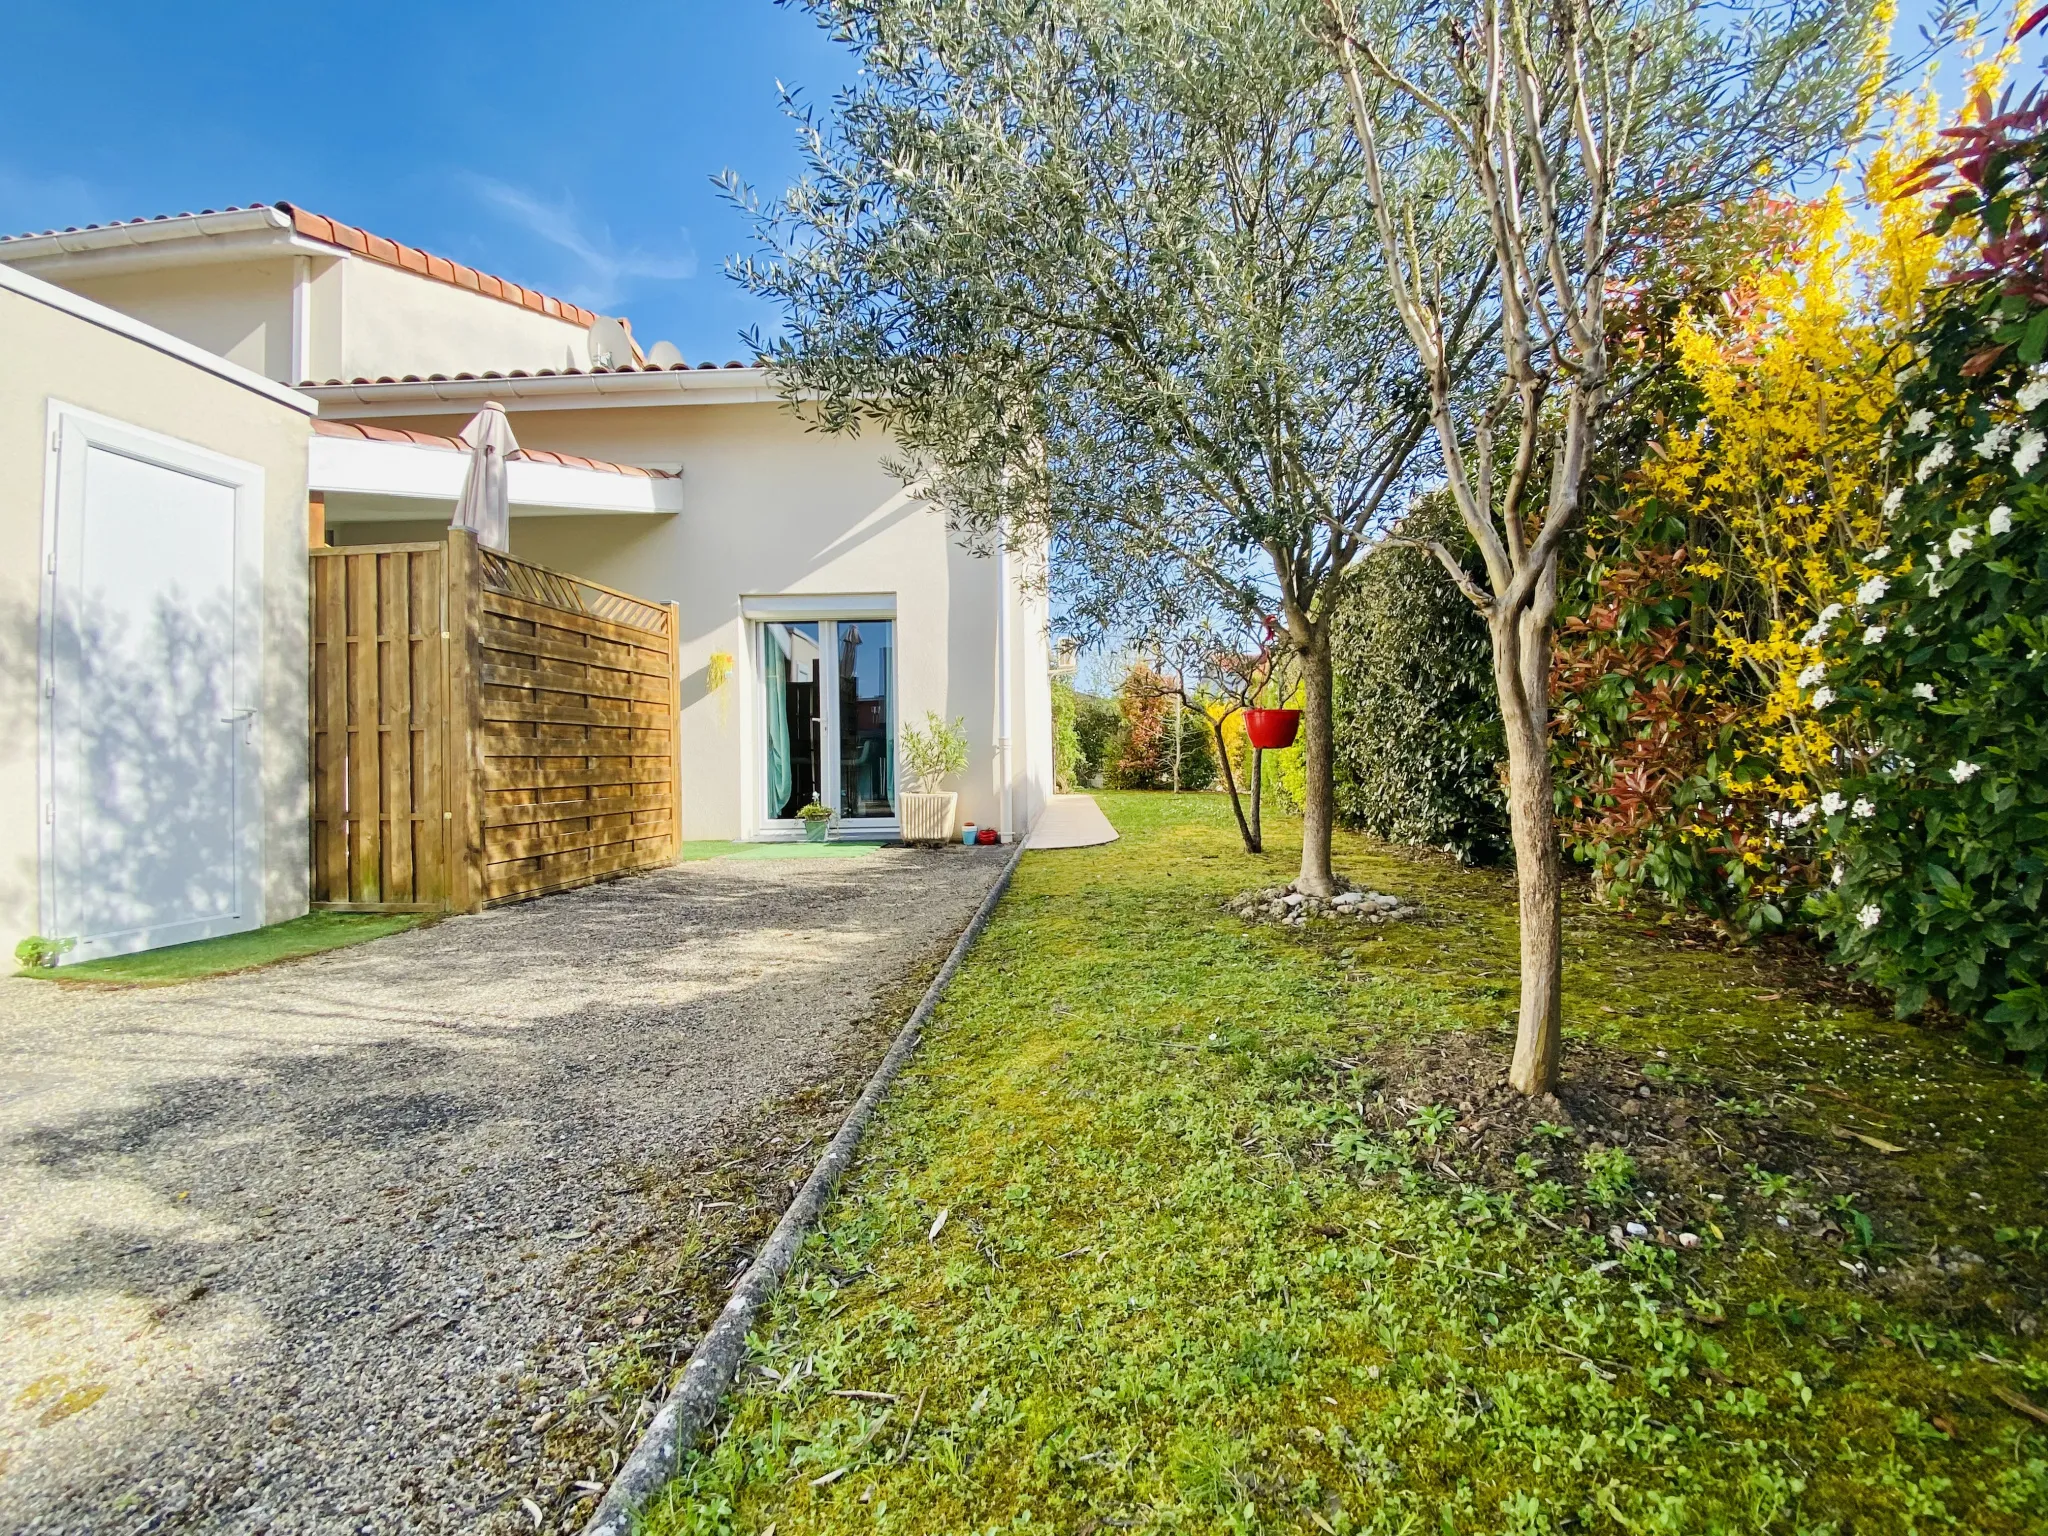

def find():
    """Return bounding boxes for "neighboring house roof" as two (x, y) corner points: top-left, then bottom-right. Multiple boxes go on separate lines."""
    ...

(312, 417), (678, 479)
(0, 201), (603, 331)
(276, 203), (602, 330)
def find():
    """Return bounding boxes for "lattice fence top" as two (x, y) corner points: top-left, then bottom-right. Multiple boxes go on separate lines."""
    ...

(480, 548), (669, 635)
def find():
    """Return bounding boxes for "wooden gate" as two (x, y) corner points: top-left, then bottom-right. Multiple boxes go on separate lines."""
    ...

(310, 530), (680, 912)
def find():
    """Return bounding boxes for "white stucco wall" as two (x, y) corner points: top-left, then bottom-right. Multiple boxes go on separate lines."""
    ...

(1011, 539), (1057, 833)
(56, 259), (298, 382)
(332, 259), (592, 383)
(327, 400), (1051, 843)
(0, 284), (314, 953)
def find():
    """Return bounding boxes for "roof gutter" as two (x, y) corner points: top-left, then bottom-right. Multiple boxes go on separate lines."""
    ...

(303, 367), (785, 417)
(0, 206), (340, 276)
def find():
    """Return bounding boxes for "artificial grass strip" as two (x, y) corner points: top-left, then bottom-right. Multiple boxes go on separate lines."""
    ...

(679, 840), (889, 862)
(22, 910), (426, 986)
(642, 791), (2048, 1536)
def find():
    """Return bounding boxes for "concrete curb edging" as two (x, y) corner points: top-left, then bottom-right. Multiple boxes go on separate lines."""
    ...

(580, 840), (1029, 1536)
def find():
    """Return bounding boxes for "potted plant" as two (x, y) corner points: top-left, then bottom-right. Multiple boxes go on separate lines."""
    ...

(797, 799), (833, 843)
(899, 711), (969, 844)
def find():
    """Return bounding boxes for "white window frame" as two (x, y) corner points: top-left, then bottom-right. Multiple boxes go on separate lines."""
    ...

(39, 400), (268, 960)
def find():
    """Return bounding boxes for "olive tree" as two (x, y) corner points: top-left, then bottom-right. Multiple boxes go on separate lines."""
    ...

(1319, 0), (1880, 1093)
(727, 0), (1492, 895)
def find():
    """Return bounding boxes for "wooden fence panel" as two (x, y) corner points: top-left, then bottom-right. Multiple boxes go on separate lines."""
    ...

(474, 549), (679, 906)
(309, 532), (678, 913)
(310, 541), (450, 910)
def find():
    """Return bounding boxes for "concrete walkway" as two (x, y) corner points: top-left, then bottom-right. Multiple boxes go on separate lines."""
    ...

(0, 845), (1010, 1535)
(1027, 794), (1120, 849)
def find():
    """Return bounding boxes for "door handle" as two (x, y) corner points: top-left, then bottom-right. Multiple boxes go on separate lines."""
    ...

(220, 708), (258, 723)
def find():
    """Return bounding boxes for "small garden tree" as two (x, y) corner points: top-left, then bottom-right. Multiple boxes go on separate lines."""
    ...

(1322, 0), (1879, 1093)
(900, 711), (971, 793)
(1144, 618), (1299, 852)
(1109, 661), (1218, 793)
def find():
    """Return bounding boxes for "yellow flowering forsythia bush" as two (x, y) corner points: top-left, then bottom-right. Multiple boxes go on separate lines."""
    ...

(1654, 184), (1928, 779)
(1555, 64), (1979, 928)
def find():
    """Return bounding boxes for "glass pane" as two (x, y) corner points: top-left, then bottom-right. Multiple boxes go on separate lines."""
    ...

(837, 620), (893, 818)
(763, 622), (821, 818)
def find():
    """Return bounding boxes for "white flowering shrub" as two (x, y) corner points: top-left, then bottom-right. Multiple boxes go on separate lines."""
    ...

(1806, 200), (2048, 1063)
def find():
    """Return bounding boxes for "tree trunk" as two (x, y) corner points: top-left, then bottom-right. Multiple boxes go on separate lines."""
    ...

(1251, 747), (1264, 852)
(1491, 612), (1563, 1098)
(1214, 711), (1260, 853)
(1295, 629), (1337, 897)
(1172, 684), (1182, 793)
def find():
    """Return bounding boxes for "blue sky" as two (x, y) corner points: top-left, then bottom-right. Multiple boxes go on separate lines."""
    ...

(0, 2), (2028, 372)
(0, 1), (856, 364)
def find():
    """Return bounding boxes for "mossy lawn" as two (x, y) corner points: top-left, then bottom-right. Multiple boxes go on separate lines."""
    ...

(645, 792), (2047, 1535)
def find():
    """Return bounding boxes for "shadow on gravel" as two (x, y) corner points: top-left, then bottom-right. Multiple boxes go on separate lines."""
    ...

(0, 848), (1012, 1536)
(14, 1044), (483, 1173)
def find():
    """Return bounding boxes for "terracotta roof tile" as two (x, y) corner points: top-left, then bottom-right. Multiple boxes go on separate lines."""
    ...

(0, 201), (604, 332)
(313, 419), (455, 449)
(283, 206), (580, 321)
(311, 416), (678, 479)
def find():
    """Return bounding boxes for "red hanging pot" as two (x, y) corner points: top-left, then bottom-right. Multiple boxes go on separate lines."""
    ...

(1243, 708), (1301, 750)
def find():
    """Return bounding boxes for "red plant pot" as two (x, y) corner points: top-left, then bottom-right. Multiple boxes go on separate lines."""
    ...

(1243, 708), (1301, 750)
(976, 826), (1000, 845)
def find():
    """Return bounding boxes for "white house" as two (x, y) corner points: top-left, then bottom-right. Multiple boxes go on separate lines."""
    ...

(0, 202), (1053, 959)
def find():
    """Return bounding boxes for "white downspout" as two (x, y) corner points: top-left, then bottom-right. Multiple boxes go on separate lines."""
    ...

(997, 532), (1014, 842)
(290, 256), (311, 385)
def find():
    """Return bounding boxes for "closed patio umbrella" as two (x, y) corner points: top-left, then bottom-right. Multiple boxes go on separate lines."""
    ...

(451, 400), (516, 552)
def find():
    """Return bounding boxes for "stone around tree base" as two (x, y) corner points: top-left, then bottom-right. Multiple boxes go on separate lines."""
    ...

(1225, 879), (1414, 928)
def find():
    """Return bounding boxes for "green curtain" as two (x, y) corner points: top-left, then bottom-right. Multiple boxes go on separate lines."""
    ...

(881, 634), (895, 806)
(764, 625), (793, 816)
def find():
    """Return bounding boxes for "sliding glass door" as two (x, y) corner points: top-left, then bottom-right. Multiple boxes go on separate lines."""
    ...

(835, 621), (894, 818)
(762, 621), (822, 819)
(761, 618), (895, 831)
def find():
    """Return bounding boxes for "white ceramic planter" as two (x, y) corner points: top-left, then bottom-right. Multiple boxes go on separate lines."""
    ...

(900, 791), (959, 845)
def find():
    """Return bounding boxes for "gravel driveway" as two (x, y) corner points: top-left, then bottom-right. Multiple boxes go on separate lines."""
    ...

(0, 845), (1009, 1536)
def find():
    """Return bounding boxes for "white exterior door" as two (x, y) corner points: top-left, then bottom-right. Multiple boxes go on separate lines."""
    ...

(42, 405), (266, 963)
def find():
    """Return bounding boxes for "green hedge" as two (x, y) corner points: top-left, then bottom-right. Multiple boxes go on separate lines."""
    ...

(1051, 677), (1083, 791)
(1072, 691), (1120, 788)
(1331, 502), (1508, 863)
